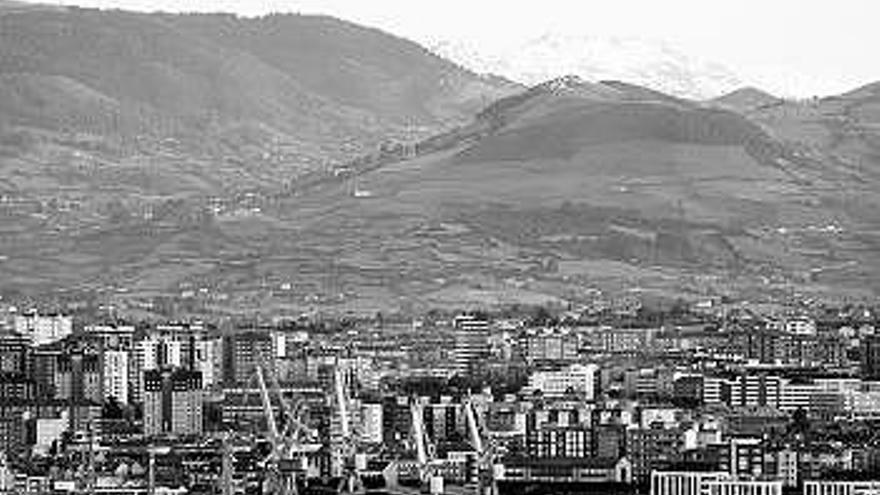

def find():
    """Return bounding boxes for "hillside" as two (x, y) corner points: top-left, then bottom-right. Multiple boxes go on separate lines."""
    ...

(131, 78), (878, 315)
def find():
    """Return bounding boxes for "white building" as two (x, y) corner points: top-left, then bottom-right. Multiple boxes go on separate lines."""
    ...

(453, 315), (490, 375)
(784, 318), (817, 335)
(804, 481), (880, 495)
(650, 471), (730, 495)
(103, 350), (129, 403)
(703, 375), (784, 408)
(83, 324), (135, 350)
(528, 364), (600, 400)
(137, 335), (183, 370)
(13, 313), (72, 347)
(641, 408), (679, 429)
(360, 403), (383, 444)
(842, 389), (880, 420)
(34, 415), (67, 456)
(704, 480), (782, 495)
(192, 337), (221, 389)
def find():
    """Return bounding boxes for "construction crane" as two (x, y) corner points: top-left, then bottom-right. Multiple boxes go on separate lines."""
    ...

(463, 396), (496, 495)
(243, 365), (318, 495)
(334, 365), (365, 494)
(221, 433), (234, 495)
(409, 398), (442, 494)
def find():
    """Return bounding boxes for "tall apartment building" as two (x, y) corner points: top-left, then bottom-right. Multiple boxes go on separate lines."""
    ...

(360, 403), (383, 445)
(861, 335), (880, 380)
(0, 332), (29, 375)
(103, 350), (129, 404)
(53, 336), (103, 431)
(143, 369), (203, 436)
(55, 353), (102, 403)
(84, 324), (136, 404)
(222, 332), (274, 386)
(453, 315), (490, 376)
(133, 324), (220, 402)
(137, 335), (183, 371)
(0, 332), (35, 407)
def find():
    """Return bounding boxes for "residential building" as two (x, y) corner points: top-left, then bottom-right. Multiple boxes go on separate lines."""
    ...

(627, 426), (684, 483)
(522, 331), (579, 365)
(862, 336), (880, 380)
(143, 369), (203, 437)
(103, 350), (129, 403)
(703, 480), (782, 495)
(0, 333), (29, 375)
(452, 315), (490, 376)
(526, 425), (592, 459)
(499, 457), (632, 484)
(729, 438), (765, 479)
(222, 332), (274, 386)
(528, 364), (599, 400)
(804, 481), (880, 495)
(650, 471), (731, 495)
(360, 403), (383, 445)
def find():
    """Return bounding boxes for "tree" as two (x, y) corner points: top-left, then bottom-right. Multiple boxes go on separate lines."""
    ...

(102, 396), (124, 419)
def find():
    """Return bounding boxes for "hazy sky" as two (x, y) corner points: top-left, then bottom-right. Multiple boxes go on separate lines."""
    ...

(34, 0), (880, 96)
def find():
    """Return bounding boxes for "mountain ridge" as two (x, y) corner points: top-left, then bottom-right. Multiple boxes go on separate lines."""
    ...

(1, 5), (880, 314)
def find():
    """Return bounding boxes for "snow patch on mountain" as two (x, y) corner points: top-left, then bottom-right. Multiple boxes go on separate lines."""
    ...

(429, 34), (743, 100)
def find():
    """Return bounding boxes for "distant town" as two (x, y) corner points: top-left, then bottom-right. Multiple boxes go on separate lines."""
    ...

(2, 297), (880, 495)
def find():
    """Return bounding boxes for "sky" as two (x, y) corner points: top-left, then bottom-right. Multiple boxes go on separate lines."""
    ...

(31, 0), (880, 97)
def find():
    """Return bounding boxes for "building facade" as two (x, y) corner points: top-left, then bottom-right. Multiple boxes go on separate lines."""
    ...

(143, 369), (203, 436)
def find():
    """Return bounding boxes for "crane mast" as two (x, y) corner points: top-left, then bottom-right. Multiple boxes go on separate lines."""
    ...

(334, 366), (351, 439)
(256, 366), (281, 444)
(463, 396), (497, 495)
(334, 365), (364, 494)
(251, 364), (314, 495)
(410, 400), (429, 468)
(410, 398), (444, 494)
(463, 400), (483, 455)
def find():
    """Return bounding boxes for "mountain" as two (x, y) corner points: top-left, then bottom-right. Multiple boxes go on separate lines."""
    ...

(0, 7), (517, 181)
(0, 6), (518, 305)
(1, 5), (879, 314)
(711, 87), (782, 112)
(429, 34), (743, 100)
